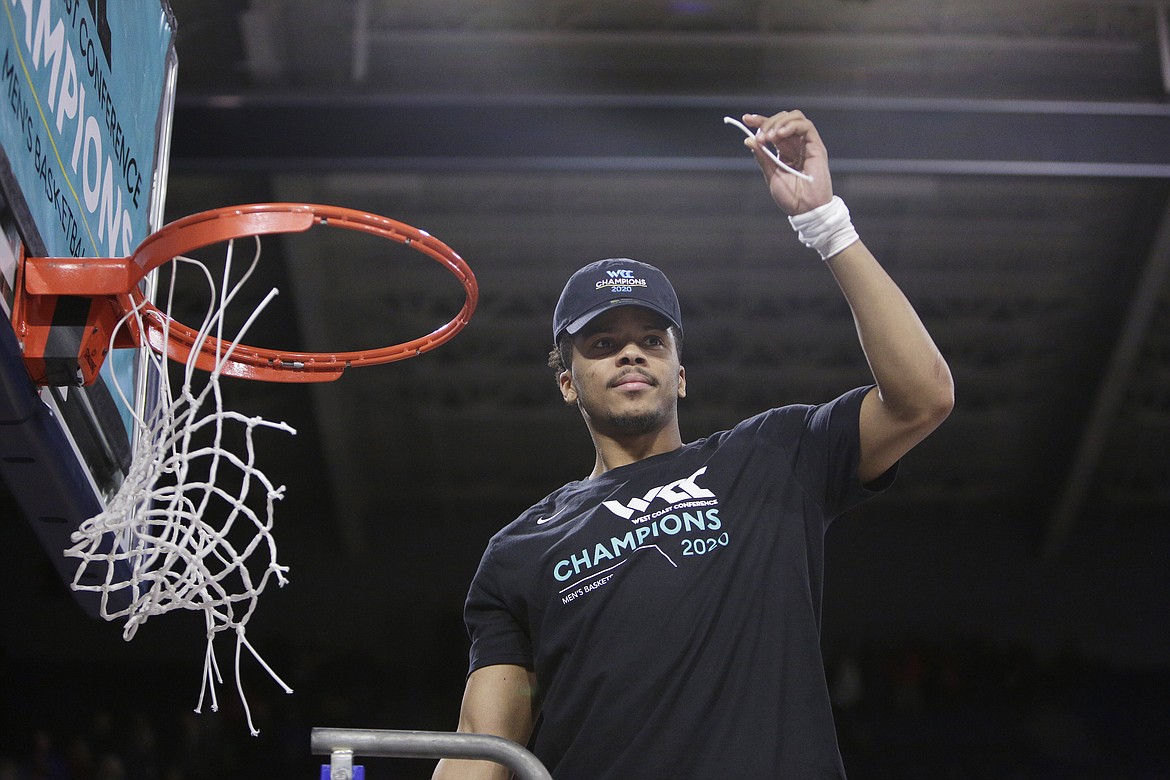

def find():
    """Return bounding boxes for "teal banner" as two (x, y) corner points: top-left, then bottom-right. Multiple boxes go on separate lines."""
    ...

(1, 0), (176, 257)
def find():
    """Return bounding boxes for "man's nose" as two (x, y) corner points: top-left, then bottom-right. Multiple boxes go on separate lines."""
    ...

(616, 341), (648, 364)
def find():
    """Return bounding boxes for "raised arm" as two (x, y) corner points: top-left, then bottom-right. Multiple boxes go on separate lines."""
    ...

(823, 238), (954, 482)
(740, 111), (954, 483)
(432, 664), (540, 780)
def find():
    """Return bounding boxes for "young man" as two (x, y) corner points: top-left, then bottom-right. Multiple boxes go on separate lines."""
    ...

(433, 110), (954, 779)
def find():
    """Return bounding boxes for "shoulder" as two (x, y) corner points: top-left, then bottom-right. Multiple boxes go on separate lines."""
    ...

(685, 389), (873, 467)
(730, 387), (874, 436)
(485, 480), (584, 550)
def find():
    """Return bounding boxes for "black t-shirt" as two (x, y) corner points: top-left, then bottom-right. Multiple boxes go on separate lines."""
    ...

(465, 387), (893, 779)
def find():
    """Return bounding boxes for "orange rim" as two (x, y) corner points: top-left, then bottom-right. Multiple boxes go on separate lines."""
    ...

(26, 204), (478, 383)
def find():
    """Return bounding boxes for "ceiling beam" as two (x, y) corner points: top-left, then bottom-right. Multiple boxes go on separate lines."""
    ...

(1044, 193), (1170, 560)
(171, 94), (1170, 178)
(355, 29), (1140, 54)
(1157, 2), (1170, 93)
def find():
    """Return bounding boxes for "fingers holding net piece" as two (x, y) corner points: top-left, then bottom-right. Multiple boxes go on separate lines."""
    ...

(723, 115), (814, 182)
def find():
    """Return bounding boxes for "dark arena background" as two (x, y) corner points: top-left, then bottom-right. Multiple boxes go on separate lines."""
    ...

(2, 1), (1170, 778)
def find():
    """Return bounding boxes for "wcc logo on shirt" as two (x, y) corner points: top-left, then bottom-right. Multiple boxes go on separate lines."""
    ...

(551, 468), (729, 600)
(601, 467), (715, 520)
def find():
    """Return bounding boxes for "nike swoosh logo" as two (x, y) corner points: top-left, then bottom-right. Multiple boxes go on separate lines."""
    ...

(536, 507), (566, 525)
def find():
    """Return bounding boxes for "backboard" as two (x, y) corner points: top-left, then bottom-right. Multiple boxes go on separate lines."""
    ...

(0, 0), (177, 615)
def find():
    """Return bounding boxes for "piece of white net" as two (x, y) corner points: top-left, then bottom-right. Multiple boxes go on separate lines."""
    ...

(66, 238), (295, 736)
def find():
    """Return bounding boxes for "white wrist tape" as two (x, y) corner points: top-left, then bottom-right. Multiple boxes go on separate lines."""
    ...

(788, 196), (859, 261)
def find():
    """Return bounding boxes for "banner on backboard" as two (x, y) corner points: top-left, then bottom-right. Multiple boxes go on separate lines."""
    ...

(0, 0), (176, 259)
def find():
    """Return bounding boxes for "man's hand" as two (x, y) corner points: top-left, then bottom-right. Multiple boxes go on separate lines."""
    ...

(740, 110), (834, 216)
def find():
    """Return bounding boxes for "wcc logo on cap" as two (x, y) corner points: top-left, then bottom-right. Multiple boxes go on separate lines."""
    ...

(595, 267), (648, 292)
(553, 258), (683, 342)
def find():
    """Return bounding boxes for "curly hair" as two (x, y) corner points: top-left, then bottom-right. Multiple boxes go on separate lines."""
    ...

(548, 335), (574, 377)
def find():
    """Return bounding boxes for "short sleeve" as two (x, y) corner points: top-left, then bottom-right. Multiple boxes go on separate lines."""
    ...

(465, 540), (535, 673)
(801, 385), (897, 521)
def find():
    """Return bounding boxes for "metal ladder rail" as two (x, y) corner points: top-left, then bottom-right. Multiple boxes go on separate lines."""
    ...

(311, 727), (553, 780)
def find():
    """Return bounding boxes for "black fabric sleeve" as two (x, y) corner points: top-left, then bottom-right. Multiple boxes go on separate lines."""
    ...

(465, 540), (535, 674)
(806, 385), (897, 520)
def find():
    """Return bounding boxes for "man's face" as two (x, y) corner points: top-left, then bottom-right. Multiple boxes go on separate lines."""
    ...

(558, 306), (686, 437)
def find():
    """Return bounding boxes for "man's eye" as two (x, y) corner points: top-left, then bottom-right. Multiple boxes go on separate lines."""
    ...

(646, 335), (664, 347)
(592, 338), (613, 350)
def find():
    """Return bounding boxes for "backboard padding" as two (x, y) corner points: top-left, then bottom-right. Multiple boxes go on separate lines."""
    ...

(0, 0), (177, 615)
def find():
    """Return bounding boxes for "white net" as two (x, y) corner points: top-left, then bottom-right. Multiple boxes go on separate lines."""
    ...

(66, 238), (295, 736)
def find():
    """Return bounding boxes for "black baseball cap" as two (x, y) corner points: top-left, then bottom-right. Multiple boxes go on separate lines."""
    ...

(552, 258), (682, 343)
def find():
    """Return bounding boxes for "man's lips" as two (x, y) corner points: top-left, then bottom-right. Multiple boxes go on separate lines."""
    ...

(610, 371), (657, 390)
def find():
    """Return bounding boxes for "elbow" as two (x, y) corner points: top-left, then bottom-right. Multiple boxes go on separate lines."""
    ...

(927, 392), (954, 433)
(924, 361), (955, 428)
(900, 394), (952, 440)
(894, 360), (954, 433)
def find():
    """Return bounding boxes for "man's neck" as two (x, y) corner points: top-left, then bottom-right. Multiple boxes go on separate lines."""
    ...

(587, 425), (684, 479)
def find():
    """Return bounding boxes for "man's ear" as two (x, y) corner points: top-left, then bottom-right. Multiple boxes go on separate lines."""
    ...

(559, 369), (578, 405)
(678, 365), (686, 399)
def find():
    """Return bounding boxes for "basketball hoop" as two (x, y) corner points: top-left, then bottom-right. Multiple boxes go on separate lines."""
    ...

(14, 202), (479, 384)
(10, 204), (477, 736)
